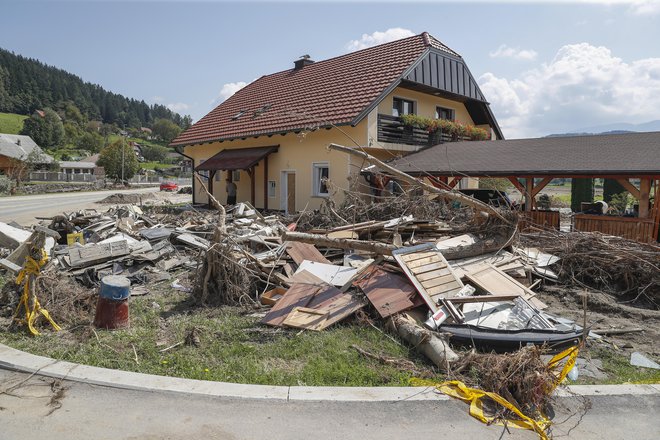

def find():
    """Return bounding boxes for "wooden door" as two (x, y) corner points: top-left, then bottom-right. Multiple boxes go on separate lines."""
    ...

(287, 172), (296, 214)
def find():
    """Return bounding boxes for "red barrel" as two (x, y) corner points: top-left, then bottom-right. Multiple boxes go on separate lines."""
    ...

(94, 296), (129, 329)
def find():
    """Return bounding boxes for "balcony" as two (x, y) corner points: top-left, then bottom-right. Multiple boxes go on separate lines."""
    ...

(377, 114), (468, 147)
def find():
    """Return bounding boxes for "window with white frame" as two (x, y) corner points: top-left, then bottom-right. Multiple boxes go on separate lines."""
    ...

(312, 163), (329, 197)
(392, 97), (415, 117)
(232, 170), (241, 181)
(268, 180), (276, 198)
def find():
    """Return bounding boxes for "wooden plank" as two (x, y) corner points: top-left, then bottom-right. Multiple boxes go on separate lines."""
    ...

(282, 307), (328, 331)
(400, 251), (438, 262)
(261, 272), (327, 327)
(411, 262), (449, 276)
(415, 267), (452, 282)
(447, 294), (520, 304)
(420, 273), (459, 289)
(406, 256), (442, 269)
(68, 240), (130, 268)
(355, 266), (422, 318)
(308, 292), (365, 330)
(286, 242), (331, 265)
(426, 280), (461, 296)
(466, 265), (547, 310)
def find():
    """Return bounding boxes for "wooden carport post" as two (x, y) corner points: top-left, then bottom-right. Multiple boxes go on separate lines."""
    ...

(247, 166), (256, 206)
(639, 177), (651, 218)
(525, 177), (534, 211)
(263, 155), (269, 210)
(208, 170), (216, 207)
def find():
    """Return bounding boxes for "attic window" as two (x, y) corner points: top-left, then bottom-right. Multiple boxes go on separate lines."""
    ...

(232, 110), (246, 120)
(253, 104), (272, 118)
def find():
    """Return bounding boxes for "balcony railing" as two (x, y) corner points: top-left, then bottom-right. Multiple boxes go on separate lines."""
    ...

(377, 114), (468, 147)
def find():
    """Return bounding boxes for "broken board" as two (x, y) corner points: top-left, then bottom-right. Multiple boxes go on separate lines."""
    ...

(393, 243), (464, 313)
(465, 264), (547, 310)
(355, 266), (423, 318)
(283, 307), (328, 331)
(68, 240), (130, 268)
(285, 242), (331, 265)
(261, 271), (328, 327)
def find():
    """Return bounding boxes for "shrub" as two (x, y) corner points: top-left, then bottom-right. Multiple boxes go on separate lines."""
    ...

(0, 175), (12, 194)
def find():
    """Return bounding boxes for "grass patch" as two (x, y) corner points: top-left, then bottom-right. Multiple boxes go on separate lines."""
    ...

(140, 161), (173, 170)
(0, 281), (439, 386)
(0, 112), (28, 134)
(575, 346), (660, 385)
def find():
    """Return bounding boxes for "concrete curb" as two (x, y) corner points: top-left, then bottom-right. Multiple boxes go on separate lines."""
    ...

(1, 343), (658, 402)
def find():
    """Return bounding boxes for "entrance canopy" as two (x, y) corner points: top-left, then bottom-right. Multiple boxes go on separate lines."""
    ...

(195, 145), (278, 171)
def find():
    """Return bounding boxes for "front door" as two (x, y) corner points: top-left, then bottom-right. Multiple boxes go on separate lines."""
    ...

(281, 171), (296, 214)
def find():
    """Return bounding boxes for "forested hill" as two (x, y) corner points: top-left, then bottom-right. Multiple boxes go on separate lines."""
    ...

(0, 48), (191, 130)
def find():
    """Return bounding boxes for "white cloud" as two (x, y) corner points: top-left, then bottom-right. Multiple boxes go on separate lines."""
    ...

(214, 81), (249, 105)
(489, 44), (538, 61)
(166, 102), (190, 112)
(628, 0), (660, 15)
(346, 28), (416, 52)
(478, 43), (660, 138)
(152, 96), (165, 103)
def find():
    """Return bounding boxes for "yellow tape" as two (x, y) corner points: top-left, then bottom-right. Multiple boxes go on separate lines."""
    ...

(13, 251), (61, 336)
(411, 346), (579, 440)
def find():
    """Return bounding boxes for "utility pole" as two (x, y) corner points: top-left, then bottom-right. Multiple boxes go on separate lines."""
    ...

(121, 128), (125, 184)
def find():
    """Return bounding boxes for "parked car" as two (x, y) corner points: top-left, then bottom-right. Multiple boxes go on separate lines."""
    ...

(459, 189), (512, 208)
(160, 181), (178, 192)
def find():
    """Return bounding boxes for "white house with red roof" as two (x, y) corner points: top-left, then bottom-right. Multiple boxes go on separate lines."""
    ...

(171, 32), (502, 212)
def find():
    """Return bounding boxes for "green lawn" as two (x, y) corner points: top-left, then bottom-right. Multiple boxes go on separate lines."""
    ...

(0, 276), (438, 386)
(140, 161), (174, 170)
(0, 112), (28, 134)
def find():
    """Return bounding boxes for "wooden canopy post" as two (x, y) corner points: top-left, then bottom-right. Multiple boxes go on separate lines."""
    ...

(531, 177), (553, 198)
(208, 170), (216, 206)
(639, 177), (651, 218)
(248, 166), (256, 206)
(524, 177), (534, 211)
(263, 155), (269, 210)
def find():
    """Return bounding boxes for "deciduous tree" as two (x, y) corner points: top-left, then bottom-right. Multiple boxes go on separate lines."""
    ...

(97, 139), (139, 182)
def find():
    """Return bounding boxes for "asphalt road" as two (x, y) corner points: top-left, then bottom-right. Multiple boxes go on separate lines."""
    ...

(0, 369), (657, 440)
(0, 187), (159, 225)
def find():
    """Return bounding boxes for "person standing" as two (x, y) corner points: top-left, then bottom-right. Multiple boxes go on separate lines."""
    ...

(226, 178), (237, 205)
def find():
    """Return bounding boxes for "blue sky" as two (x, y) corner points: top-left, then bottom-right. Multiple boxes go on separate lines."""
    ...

(2, 0), (659, 138)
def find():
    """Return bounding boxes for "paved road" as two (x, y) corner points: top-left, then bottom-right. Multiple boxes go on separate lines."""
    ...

(0, 187), (160, 225)
(0, 369), (657, 440)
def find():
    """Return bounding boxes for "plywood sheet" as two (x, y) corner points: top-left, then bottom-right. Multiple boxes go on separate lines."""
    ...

(282, 307), (328, 331)
(261, 272), (327, 327)
(286, 242), (331, 265)
(466, 264), (547, 310)
(355, 267), (422, 318)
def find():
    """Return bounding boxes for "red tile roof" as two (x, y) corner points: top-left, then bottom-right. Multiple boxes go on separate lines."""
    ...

(171, 33), (460, 147)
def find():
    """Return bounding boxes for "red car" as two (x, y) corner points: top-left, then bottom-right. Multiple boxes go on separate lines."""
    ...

(160, 181), (178, 192)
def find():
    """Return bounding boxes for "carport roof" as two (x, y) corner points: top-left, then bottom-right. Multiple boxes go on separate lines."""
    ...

(387, 131), (660, 177)
(195, 146), (279, 171)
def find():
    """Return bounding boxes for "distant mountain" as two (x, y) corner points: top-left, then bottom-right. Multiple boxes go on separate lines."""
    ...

(0, 48), (191, 130)
(547, 120), (660, 137)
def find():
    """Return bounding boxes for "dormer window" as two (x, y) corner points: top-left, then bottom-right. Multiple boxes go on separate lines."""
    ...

(435, 106), (454, 121)
(392, 97), (415, 117)
(231, 110), (246, 120)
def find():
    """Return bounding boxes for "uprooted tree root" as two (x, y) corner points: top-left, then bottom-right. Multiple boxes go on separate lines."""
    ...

(448, 346), (557, 416)
(193, 239), (260, 307)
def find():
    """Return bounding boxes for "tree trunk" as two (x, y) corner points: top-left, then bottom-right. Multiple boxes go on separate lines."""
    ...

(389, 313), (458, 370)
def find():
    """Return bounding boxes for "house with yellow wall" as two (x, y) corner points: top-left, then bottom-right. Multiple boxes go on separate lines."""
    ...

(170, 32), (503, 213)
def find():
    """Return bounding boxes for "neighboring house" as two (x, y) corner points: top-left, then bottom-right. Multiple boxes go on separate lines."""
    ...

(171, 32), (503, 212)
(0, 133), (54, 176)
(166, 151), (193, 173)
(59, 161), (97, 175)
